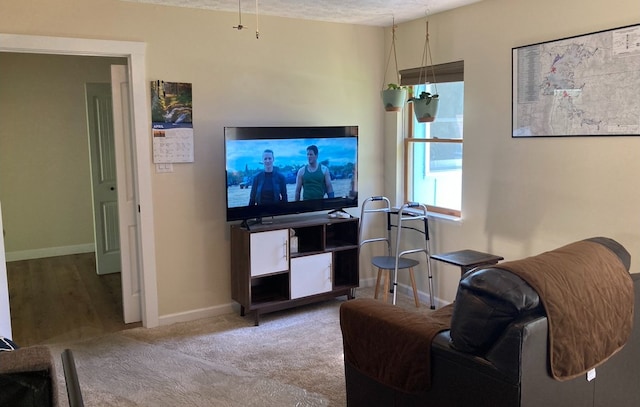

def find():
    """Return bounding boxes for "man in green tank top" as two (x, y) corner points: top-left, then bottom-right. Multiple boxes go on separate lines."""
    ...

(294, 145), (334, 201)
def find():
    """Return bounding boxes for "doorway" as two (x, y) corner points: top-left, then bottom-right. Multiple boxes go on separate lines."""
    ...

(0, 54), (126, 343)
(0, 34), (159, 333)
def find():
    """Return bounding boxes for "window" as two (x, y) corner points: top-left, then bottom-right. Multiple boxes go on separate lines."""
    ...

(400, 61), (464, 217)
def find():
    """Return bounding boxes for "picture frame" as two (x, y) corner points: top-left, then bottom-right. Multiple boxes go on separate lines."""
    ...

(512, 23), (640, 138)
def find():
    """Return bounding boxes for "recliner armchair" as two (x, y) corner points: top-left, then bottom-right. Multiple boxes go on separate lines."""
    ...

(340, 237), (640, 407)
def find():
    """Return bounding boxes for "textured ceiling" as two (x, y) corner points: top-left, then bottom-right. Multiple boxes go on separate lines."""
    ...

(122, 0), (483, 26)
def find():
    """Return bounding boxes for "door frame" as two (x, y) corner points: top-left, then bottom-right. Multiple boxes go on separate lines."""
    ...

(0, 33), (159, 328)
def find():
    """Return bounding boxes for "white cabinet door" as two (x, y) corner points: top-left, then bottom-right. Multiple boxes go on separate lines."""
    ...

(290, 252), (332, 299)
(250, 229), (289, 277)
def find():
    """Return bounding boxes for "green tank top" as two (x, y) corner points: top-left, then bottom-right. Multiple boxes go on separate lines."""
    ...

(302, 166), (326, 200)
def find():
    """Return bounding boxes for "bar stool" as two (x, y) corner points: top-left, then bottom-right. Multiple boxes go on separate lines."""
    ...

(359, 197), (435, 309)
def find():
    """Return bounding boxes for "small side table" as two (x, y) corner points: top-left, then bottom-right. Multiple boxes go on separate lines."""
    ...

(431, 249), (504, 278)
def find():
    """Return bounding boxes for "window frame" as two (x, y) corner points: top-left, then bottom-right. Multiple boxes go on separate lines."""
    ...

(400, 61), (464, 218)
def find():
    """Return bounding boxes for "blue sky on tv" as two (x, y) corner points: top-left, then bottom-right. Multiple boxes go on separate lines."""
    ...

(226, 137), (357, 172)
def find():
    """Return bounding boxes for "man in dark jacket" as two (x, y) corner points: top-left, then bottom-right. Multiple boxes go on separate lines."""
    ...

(249, 149), (288, 205)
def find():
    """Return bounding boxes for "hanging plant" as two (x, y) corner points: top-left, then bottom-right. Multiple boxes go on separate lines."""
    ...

(408, 17), (439, 123)
(382, 83), (412, 112)
(408, 91), (439, 123)
(381, 19), (407, 112)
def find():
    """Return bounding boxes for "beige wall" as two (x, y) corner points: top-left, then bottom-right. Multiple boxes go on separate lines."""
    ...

(389, 0), (640, 300)
(0, 0), (384, 318)
(0, 53), (125, 254)
(1, 0), (638, 319)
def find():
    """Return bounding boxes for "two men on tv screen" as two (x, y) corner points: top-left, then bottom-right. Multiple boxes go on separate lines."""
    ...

(248, 145), (334, 206)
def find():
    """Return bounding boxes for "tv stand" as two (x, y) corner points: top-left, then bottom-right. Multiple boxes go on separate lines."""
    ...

(230, 214), (359, 325)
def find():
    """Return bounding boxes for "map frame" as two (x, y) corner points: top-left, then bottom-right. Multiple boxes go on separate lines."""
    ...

(512, 23), (640, 138)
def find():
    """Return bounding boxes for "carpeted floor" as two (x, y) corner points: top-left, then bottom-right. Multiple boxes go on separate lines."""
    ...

(48, 286), (436, 406)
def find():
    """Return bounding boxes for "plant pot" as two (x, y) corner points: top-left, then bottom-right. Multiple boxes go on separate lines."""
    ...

(410, 97), (439, 123)
(381, 88), (407, 112)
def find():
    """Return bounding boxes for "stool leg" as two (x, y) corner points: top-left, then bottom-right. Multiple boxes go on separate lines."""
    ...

(374, 268), (382, 299)
(409, 267), (420, 308)
(382, 269), (390, 303)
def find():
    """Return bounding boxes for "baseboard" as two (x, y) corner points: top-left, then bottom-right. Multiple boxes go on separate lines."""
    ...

(158, 302), (236, 326)
(359, 277), (450, 308)
(5, 243), (95, 262)
(158, 279), (449, 327)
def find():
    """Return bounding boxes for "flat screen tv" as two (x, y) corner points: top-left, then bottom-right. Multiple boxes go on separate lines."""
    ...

(225, 126), (358, 224)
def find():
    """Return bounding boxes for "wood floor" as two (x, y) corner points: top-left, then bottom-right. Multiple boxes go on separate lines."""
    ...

(7, 252), (141, 347)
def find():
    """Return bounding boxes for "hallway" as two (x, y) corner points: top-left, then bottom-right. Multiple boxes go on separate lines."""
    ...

(7, 253), (140, 347)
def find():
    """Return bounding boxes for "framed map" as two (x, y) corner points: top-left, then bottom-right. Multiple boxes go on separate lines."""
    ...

(512, 23), (640, 137)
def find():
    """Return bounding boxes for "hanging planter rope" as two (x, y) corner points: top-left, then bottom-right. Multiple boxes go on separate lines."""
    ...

(381, 18), (408, 112)
(408, 17), (440, 122)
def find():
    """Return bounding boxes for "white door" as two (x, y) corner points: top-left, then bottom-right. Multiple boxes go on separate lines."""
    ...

(250, 230), (289, 277)
(86, 83), (121, 275)
(111, 65), (142, 323)
(0, 202), (12, 338)
(290, 252), (332, 299)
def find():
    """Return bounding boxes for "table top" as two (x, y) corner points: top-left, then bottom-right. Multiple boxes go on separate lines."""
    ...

(430, 249), (504, 267)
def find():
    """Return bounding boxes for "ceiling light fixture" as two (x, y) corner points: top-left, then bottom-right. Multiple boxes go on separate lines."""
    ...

(232, 0), (245, 30)
(232, 0), (260, 39)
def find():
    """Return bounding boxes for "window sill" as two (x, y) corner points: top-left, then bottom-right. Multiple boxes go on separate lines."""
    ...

(428, 211), (461, 223)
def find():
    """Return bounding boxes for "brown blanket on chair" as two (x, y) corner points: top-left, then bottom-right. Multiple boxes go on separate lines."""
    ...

(340, 299), (453, 392)
(496, 240), (634, 381)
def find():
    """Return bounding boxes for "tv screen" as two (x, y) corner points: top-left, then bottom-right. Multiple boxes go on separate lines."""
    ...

(225, 126), (358, 223)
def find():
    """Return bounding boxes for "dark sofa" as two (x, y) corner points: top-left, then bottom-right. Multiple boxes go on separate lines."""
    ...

(340, 237), (639, 407)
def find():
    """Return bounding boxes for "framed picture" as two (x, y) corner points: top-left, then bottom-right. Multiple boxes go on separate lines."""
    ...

(512, 23), (640, 137)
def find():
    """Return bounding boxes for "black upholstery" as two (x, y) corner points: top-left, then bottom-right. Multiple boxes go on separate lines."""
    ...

(450, 268), (541, 354)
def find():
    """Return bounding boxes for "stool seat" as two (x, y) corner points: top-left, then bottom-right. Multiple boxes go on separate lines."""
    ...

(371, 256), (421, 308)
(372, 256), (419, 270)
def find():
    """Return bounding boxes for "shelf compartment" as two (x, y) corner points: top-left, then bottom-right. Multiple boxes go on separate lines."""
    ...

(326, 221), (359, 248)
(292, 225), (324, 253)
(251, 273), (290, 304)
(333, 248), (359, 287)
